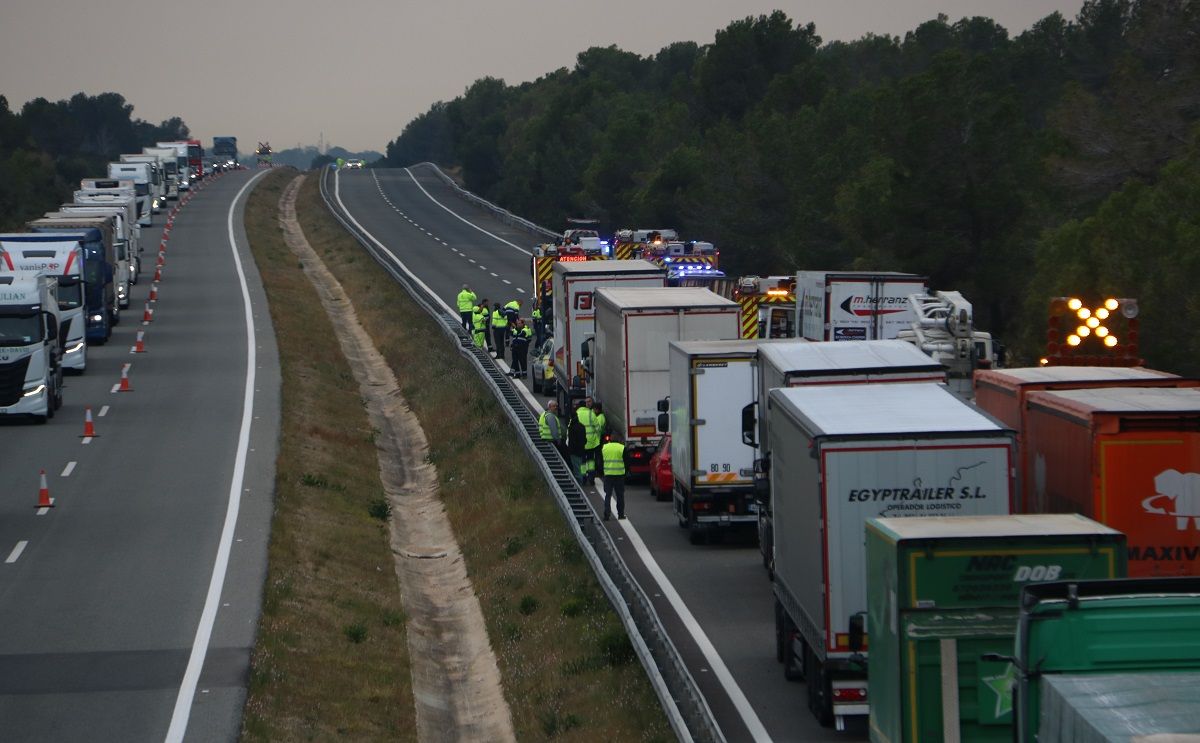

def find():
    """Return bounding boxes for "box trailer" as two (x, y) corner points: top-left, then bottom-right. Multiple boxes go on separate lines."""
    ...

(1023, 387), (1200, 577)
(667, 340), (761, 541)
(27, 217), (118, 341)
(866, 514), (1125, 743)
(770, 383), (1015, 729)
(749, 339), (948, 576)
(551, 259), (665, 409)
(0, 236), (88, 372)
(974, 366), (1196, 512)
(797, 271), (927, 342)
(105, 163), (154, 226)
(592, 287), (739, 479)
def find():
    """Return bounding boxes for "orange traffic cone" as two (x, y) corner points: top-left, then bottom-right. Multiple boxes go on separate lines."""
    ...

(142, 303), (153, 323)
(148, 284), (158, 302)
(81, 406), (96, 438)
(156, 253), (165, 268)
(160, 239), (167, 252)
(153, 266), (163, 282)
(133, 330), (146, 353)
(118, 364), (132, 392)
(35, 469), (54, 509)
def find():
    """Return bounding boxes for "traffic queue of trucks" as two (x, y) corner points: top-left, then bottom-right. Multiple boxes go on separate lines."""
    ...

(0, 140), (213, 422)
(535, 257), (1200, 737)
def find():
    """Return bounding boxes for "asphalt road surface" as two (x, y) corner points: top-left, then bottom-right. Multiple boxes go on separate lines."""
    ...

(0, 170), (280, 742)
(336, 165), (867, 742)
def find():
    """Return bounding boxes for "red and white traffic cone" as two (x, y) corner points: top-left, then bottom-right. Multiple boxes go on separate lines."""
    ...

(153, 266), (163, 282)
(81, 406), (96, 438)
(156, 252), (165, 268)
(133, 330), (146, 353)
(160, 239), (167, 252)
(118, 364), (132, 392)
(36, 469), (54, 509)
(142, 303), (153, 323)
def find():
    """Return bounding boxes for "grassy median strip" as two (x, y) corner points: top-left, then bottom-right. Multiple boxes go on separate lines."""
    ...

(241, 169), (416, 741)
(293, 172), (673, 742)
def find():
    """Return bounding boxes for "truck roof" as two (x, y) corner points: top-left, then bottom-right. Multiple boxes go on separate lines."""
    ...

(553, 259), (661, 276)
(0, 274), (49, 303)
(670, 339), (762, 356)
(595, 286), (737, 310)
(759, 339), (945, 375)
(770, 382), (1006, 437)
(978, 366), (1179, 386)
(1027, 386), (1200, 417)
(798, 270), (926, 280)
(0, 233), (85, 245)
(868, 513), (1119, 542)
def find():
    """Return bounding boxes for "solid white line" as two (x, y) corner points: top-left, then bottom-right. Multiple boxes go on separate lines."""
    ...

(5, 541), (28, 564)
(61, 461), (76, 477)
(165, 168), (270, 743)
(98, 405), (109, 416)
(401, 168), (533, 256)
(607, 496), (772, 741)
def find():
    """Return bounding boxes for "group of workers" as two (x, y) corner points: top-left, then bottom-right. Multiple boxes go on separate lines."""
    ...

(456, 283), (625, 521)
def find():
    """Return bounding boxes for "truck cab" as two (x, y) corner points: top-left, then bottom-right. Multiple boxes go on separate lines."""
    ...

(118, 155), (164, 212)
(0, 274), (63, 421)
(26, 222), (117, 342)
(0, 237), (87, 373)
(106, 164), (155, 225)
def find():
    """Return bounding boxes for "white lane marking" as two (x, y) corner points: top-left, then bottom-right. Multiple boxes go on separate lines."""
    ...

(165, 168), (270, 743)
(401, 168), (533, 256)
(604, 491), (772, 741)
(517, 288), (526, 294)
(5, 541), (28, 564)
(36, 506), (50, 516)
(98, 405), (109, 417)
(81, 436), (92, 445)
(468, 258), (476, 264)
(61, 461), (76, 477)
(110, 384), (120, 394)
(502, 279), (512, 285)
(490, 272), (498, 277)
(478, 265), (487, 271)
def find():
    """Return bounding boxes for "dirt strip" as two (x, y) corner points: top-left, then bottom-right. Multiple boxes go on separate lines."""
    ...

(278, 175), (516, 742)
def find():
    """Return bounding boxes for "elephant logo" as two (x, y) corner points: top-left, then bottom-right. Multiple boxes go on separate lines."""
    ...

(1143, 469), (1200, 531)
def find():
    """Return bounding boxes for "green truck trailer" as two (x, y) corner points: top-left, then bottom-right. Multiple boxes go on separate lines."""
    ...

(866, 514), (1125, 743)
(1013, 577), (1200, 742)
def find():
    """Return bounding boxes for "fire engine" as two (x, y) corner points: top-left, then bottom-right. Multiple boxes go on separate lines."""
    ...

(612, 229), (719, 271)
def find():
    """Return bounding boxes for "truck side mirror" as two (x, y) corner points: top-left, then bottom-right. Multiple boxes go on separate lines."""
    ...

(849, 613), (866, 652)
(44, 313), (58, 342)
(741, 402), (757, 447)
(656, 397), (669, 413)
(657, 413), (669, 433)
(581, 340), (590, 359)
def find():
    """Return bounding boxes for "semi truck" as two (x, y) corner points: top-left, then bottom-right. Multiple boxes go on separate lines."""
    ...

(551, 260), (665, 409)
(142, 147), (180, 200)
(0, 274), (63, 421)
(26, 220), (117, 342)
(105, 164), (154, 226)
(0, 237), (87, 372)
(1009, 577), (1200, 742)
(666, 340), (762, 542)
(769, 383), (1014, 729)
(212, 136), (238, 166)
(119, 154), (165, 210)
(865, 514), (1125, 743)
(1023, 386), (1200, 577)
(42, 210), (130, 309)
(744, 339), (949, 576)
(72, 189), (142, 281)
(797, 271), (927, 342)
(155, 141), (193, 190)
(591, 287), (740, 482)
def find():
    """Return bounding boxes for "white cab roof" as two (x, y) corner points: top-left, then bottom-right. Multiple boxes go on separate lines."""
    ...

(771, 382), (1004, 437)
(760, 339), (944, 373)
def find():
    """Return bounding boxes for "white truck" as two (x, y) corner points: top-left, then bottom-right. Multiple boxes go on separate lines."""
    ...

(155, 141), (191, 191)
(739, 339), (949, 574)
(0, 274), (63, 421)
(769, 383), (1014, 729)
(0, 238), (87, 373)
(43, 210), (131, 309)
(142, 147), (180, 200)
(552, 259), (665, 409)
(796, 271), (927, 342)
(896, 290), (999, 398)
(73, 189), (141, 281)
(118, 155), (164, 211)
(106, 164), (155, 225)
(591, 287), (740, 481)
(667, 340), (762, 543)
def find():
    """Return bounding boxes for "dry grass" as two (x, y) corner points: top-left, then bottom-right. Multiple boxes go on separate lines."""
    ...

(293, 172), (672, 742)
(240, 169), (416, 741)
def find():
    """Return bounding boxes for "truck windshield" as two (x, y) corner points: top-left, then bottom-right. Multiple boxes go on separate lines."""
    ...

(0, 311), (42, 345)
(58, 278), (83, 310)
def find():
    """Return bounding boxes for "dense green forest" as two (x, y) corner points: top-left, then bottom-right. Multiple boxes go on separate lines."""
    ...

(0, 92), (189, 232)
(384, 0), (1199, 372)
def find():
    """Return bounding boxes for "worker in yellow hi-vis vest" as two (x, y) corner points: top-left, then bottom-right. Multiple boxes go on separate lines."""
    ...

(601, 433), (626, 521)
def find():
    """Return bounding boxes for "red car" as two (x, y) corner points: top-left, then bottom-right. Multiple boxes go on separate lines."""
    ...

(648, 434), (672, 502)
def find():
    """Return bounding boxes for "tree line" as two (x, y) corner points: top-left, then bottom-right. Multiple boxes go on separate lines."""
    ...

(0, 92), (189, 232)
(383, 0), (1199, 373)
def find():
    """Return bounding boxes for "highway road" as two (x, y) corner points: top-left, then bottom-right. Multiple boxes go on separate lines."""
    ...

(0, 170), (280, 742)
(336, 165), (867, 742)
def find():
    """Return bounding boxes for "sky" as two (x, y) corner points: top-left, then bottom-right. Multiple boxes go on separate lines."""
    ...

(0, 1), (1085, 154)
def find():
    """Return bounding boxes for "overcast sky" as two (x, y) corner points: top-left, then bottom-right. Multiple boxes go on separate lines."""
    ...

(0, 1), (1084, 154)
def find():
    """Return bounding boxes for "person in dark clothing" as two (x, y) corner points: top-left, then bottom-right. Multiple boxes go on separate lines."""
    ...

(509, 318), (532, 378)
(566, 402), (588, 484)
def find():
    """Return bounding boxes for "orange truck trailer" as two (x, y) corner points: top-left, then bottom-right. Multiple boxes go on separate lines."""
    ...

(1022, 386), (1200, 577)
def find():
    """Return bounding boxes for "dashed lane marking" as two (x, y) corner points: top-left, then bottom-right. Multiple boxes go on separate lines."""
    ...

(61, 461), (76, 477)
(5, 541), (28, 564)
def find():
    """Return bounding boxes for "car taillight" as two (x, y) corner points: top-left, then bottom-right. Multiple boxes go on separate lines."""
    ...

(832, 688), (867, 702)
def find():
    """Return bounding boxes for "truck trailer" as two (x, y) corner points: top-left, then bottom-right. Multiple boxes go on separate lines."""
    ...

(26, 220), (117, 342)
(0, 274), (63, 421)
(551, 259), (665, 409)
(769, 383), (1014, 729)
(797, 271), (927, 342)
(106, 163), (155, 225)
(1023, 386), (1200, 577)
(42, 210), (130, 310)
(0, 237), (87, 372)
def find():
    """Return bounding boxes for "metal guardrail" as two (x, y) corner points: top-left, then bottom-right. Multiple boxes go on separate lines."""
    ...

(319, 167), (724, 743)
(410, 161), (561, 242)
